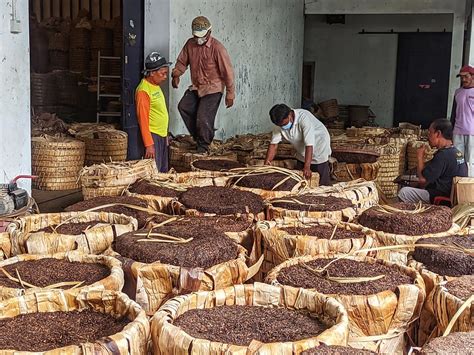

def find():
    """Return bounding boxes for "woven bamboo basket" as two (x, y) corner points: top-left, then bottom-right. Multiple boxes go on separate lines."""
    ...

(76, 129), (128, 165)
(48, 50), (69, 70)
(30, 73), (57, 106)
(31, 135), (85, 191)
(252, 219), (378, 281)
(0, 232), (11, 260)
(407, 140), (436, 170)
(375, 143), (407, 198)
(167, 171), (231, 187)
(398, 122), (422, 139)
(247, 158), (297, 169)
(346, 126), (389, 138)
(169, 136), (196, 170)
(0, 288), (149, 354)
(82, 185), (127, 200)
(6, 211), (137, 256)
(305, 180), (379, 211)
(69, 47), (90, 75)
(190, 155), (244, 172)
(79, 159), (158, 188)
(0, 251), (124, 302)
(106, 244), (261, 315)
(70, 27), (91, 48)
(266, 194), (357, 222)
(330, 147), (380, 182)
(150, 282), (349, 354)
(183, 152), (238, 171)
(429, 279), (473, 338)
(266, 255), (426, 354)
(319, 99), (339, 118)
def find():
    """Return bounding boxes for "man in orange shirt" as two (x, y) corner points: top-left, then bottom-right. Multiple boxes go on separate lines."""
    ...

(135, 52), (171, 172)
(172, 16), (235, 153)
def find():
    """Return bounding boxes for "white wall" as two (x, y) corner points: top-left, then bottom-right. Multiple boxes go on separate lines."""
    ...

(166, 0), (305, 139)
(305, 14), (453, 127)
(0, 1), (31, 191)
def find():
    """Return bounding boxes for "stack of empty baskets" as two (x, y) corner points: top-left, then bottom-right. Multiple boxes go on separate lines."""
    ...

(90, 23), (113, 76)
(69, 26), (91, 76)
(31, 135), (85, 190)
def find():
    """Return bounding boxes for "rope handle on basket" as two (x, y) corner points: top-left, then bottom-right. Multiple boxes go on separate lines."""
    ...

(442, 294), (474, 337)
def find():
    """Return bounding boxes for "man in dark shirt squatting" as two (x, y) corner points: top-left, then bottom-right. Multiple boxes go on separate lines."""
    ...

(398, 118), (468, 204)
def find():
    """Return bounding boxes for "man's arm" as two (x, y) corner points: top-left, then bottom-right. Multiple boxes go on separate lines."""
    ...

(264, 144), (278, 165)
(216, 45), (235, 108)
(450, 97), (457, 126)
(416, 147), (427, 187)
(171, 42), (190, 89)
(303, 146), (313, 180)
(135, 91), (155, 158)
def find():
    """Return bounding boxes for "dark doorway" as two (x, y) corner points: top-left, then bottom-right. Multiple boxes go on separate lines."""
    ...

(122, 0), (145, 160)
(394, 33), (452, 128)
(302, 62), (315, 104)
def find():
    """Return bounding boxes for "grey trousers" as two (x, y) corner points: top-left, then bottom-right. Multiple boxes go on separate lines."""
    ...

(151, 133), (169, 173)
(398, 186), (430, 204)
(453, 134), (474, 177)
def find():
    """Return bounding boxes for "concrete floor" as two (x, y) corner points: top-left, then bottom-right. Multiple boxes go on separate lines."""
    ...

(32, 189), (83, 213)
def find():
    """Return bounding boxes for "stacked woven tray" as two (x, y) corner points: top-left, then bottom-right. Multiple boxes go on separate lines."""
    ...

(76, 129), (128, 165)
(375, 143), (406, 198)
(32, 135), (85, 190)
(407, 140), (436, 170)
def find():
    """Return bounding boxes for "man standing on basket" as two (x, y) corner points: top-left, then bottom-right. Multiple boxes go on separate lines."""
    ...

(171, 16), (235, 154)
(398, 118), (468, 204)
(135, 52), (171, 173)
(264, 103), (332, 186)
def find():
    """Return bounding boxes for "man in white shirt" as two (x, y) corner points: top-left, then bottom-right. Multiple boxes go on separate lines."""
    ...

(264, 103), (332, 185)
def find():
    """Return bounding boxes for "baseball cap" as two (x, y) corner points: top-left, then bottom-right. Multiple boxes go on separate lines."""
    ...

(192, 16), (212, 38)
(143, 52), (172, 74)
(457, 65), (474, 77)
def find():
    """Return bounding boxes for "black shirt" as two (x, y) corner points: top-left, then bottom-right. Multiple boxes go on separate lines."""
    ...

(423, 146), (468, 201)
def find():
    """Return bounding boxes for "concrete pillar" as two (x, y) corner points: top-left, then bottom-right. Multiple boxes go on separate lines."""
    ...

(0, 1), (31, 191)
(144, 0), (170, 102)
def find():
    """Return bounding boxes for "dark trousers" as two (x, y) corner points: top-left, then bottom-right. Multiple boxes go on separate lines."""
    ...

(151, 133), (169, 173)
(296, 160), (331, 186)
(177, 90), (223, 150)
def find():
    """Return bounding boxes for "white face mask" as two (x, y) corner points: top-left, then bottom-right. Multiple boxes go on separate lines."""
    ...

(196, 37), (207, 46)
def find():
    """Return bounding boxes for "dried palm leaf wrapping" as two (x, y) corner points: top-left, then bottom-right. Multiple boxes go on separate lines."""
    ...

(183, 152), (238, 171)
(266, 194), (357, 222)
(170, 186), (266, 222)
(305, 180), (379, 211)
(6, 212), (137, 256)
(251, 219), (378, 282)
(266, 255), (426, 354)
(226, 166), (313, 199)
(0, 289), (149, 354)
(150, 283), (349, 354)
(330, 147), (381, 182)
(106, 239), (260, 315)
(0, 232), (11, 260)
(166, 170), (232, 187)
(125, 178), (190, 214)
(358, 203), (460, 264)
(0, 252), (124, 301)
(79, 159), (158, 188)
(429, 280), (474, 338)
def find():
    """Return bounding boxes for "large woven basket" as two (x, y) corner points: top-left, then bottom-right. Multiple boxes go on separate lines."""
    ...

(82, 185), (128, 200)
(76, 129), (128, 165)
(319, 99), (339, 118)
(375, 143), (407, 198)
(0, 289), (149, 354)
(31, 135), (85, 190)
(151, 283), (349, 354)
(330, 146), (380, 182)
(30, 73), (57, 106)
(266, 255), (426, 354)
(79, 159), (158, 188)
(346, 126), (389, 138)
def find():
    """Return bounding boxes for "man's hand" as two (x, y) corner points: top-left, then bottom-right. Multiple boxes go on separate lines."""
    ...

(145, 145), (155, 159)
(416, 145), (426, 159)
(303, 166), (312, 180)
(172, 76), (180, 89)
(225, 97), (234, 108)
